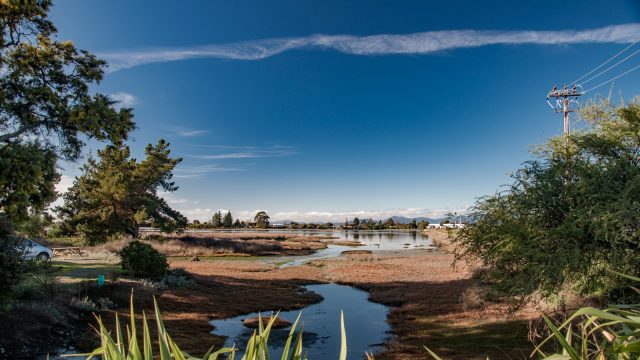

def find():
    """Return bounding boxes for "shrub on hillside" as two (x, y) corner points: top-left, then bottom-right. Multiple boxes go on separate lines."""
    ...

(119, 241), (168, 279)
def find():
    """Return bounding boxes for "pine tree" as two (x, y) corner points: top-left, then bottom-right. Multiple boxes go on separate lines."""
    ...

(212, 212), (222, 228)
(57, 140), (186, 243)
(223, 211), (233, 228)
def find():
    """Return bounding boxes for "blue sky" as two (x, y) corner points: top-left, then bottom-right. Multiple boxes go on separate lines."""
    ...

(51, 0), (640, 222)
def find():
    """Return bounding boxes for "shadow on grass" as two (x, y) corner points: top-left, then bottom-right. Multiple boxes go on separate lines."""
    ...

(79, 273), (533, 360)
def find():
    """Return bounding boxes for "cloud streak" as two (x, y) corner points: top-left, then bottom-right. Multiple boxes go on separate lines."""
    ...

(109, 92), (137, 107)
(177, 130), (207, 137)
(173, 164), (242, 178)
(189, 145), (296, 160)
(100, 24), (640, 71)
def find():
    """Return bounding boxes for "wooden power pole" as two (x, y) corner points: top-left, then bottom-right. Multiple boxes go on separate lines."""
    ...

(546, 85), (582, 136)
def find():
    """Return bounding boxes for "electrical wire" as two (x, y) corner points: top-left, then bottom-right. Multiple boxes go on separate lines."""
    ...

(571, 38), (640, 85)
(579, 47), (640, 85)
(583, 62), (640, 93)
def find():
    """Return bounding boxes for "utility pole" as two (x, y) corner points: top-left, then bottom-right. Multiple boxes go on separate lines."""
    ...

(546, 84), (582, 137)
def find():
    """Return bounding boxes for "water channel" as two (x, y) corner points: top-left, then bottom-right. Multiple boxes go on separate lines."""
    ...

(209, 283), (391, 359)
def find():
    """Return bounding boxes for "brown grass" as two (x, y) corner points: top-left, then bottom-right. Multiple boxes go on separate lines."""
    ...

(69, 229), (536, 360)
(86, 231), (342, 258)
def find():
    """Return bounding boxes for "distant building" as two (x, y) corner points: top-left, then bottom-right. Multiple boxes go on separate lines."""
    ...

(427, 223), (466, 229)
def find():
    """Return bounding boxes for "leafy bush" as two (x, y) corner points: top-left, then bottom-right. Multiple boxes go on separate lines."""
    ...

(455, 99), (640, 300)
(119, 241), (168, 279)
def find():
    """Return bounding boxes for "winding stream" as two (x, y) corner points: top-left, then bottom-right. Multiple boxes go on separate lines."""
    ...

(209, 284), (390, 359)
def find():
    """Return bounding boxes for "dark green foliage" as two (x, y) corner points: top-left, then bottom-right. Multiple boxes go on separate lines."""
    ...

(254, 211), (270, 228)
(211, 211), (222, 228)
(57, 140), (187, 244)
(456, 99), (640, 300)
(223, 211), (233, 228)
(0, 0), (135, 223)
(14, 212), (52, 238)
(0, 220), (24, 305)
(0, 143), (58, 223)
(0, 1), (134, 160)
(119, 240), (168, 279)
(0, 1), (135, 307)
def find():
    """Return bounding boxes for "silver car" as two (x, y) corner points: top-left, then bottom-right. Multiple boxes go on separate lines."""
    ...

(19, 238), (53, 261)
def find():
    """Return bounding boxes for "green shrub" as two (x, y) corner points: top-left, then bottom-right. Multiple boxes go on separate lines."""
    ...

(119, 241), (168, 279)
(455, 100), (640, 300)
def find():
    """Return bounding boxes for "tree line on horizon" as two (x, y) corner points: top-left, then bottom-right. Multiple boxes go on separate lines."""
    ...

(187, 213), (433, 230)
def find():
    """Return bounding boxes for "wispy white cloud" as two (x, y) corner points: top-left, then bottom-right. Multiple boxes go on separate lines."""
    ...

(109, 92), (137, 108)
(176, 129), (207, 137)
(173, 164), (242, 178)
(189, 145), (296, 160)
(100, 24), (640, 72)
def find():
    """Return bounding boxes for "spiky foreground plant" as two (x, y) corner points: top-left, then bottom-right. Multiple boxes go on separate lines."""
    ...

(72, 294), (348, 360)
(530, 273), (640, 360)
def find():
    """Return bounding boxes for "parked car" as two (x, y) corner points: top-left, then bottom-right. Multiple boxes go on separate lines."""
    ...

(18, 238), (53, 261)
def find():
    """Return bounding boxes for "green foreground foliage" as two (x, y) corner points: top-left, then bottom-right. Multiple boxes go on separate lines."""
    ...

(78, 295), (348, 360)
(456, 99), (640, 300)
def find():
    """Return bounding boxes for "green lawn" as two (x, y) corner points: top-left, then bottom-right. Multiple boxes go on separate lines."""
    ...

(53, 260), (121, 282)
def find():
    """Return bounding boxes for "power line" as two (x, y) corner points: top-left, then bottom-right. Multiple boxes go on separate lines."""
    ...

(579, 47), (640, 85)
(584, 62), (640, 93)
(571, 39), (640, 85)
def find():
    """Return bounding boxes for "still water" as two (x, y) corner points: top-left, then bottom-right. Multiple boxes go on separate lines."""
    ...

(272, 230), (434, 267)
(209, 283), (390, 359)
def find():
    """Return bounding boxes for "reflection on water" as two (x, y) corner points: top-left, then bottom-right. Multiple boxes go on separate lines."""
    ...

(275, 230), (433, 267)
(209, 284), (390, 359)
(183, 229), (433, 267)
(344, 230), (427, 250)
(273, 229), (433, 251)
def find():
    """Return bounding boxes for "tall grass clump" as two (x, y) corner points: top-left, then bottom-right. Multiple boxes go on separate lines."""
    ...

(72, 293), (348, 360)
